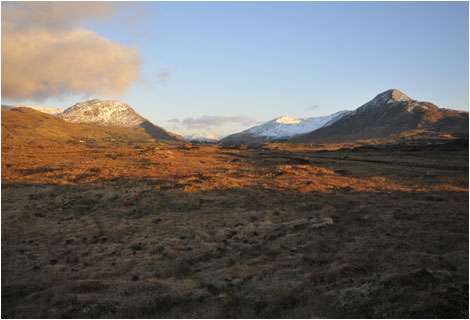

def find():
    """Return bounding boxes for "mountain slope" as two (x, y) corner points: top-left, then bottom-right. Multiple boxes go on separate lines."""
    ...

(1, 107), (175, 145)
(290, 89), (469, 143)
(60, 100), (146, 127)
(184, 133), (223, 142)
(14, 105), (64, 115)
(221, 111), (351, 144)
(59, 99), (183, 141)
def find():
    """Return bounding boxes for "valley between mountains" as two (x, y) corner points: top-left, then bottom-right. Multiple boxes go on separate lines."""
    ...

(1, 89), (468, 318)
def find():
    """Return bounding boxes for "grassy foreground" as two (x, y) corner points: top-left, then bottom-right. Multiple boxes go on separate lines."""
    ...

(2, 140), (468, 318)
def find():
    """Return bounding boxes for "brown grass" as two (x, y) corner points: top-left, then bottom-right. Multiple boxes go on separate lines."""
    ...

(1, 138), (468, 318)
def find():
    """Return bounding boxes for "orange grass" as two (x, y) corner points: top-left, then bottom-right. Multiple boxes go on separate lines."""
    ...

(2, 143), (467, 194)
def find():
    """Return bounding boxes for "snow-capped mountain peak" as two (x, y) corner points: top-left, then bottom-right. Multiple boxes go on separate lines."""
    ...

(357, 89), (412, 113)
(221, 110), (352, 143)
(14, 105), (64, 115)
(1, 104), (64, 115)
(291, 89), (469, 143)
(246, 110), (351, 139)
(372, 89), (411, 104)
(59, 99), (146, 127)
(184, 133), (223, 142)
(388, 89), (411, 102)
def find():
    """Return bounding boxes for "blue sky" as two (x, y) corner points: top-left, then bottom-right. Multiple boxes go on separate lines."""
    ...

(2, 1), (469, 136)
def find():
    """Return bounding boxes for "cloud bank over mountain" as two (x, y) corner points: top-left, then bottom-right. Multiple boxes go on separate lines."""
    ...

(168, 115), (260, 131)
(1, 2), (142, 102)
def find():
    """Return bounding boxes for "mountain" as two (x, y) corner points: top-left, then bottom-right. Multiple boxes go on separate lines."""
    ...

(221, 111), (351, 144)
(59, 99), (183, 141)
(2, 104), (64, 114)
(184, 133), (223, 142)
(60, 100), (145, 127)
(14, 105), (64, 115)
(2, 107), (172, 145)
(290, 89), (469, 143)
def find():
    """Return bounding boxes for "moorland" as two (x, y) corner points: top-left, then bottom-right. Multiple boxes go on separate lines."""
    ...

(2, 132), (468, 318)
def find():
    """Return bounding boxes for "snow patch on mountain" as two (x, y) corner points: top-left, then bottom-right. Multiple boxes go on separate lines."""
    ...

(242, 110), (352, 139)
(14, 105), (64, 115)
(356, 89), (412, 113)
(59, 99), (146, 127)
(184, 133), (223, 142)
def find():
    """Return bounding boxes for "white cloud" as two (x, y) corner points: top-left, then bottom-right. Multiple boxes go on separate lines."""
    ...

(2, 2), (142, 101)
(181, 115), (259, 130)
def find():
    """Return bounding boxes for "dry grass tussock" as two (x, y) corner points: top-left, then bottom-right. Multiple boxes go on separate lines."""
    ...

(1, 139), (468, 318)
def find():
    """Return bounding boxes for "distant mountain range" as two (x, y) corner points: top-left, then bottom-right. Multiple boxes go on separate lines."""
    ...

(184, 133), (224, 142)
(222, 89), (468, 144)
(221, 111), (351, 143)
(1, 105), (64, 115)
(290, 89), (468, 143)
(2, 100), (183, 141)
(2, 89), (468, 145)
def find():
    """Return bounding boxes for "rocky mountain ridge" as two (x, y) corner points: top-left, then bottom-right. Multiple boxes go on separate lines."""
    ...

(291, 89), (469, 143)
(58, 99), (182, 141)
(3, 89), (467, 144)
(59, 100), (147, 127)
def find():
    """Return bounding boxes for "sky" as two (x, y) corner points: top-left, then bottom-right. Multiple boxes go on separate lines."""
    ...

(2, 1), (469, 136)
